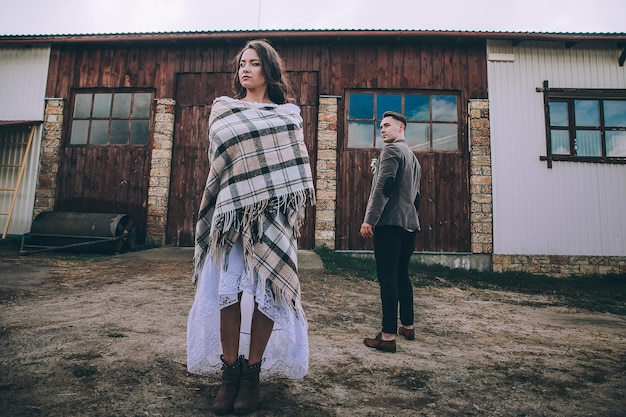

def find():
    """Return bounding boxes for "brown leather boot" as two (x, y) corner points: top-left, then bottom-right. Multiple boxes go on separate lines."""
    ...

(210, 355), (242, 415)
(233, 358), (262, 415)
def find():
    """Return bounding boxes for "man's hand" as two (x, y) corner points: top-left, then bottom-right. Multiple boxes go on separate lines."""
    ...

(360, 223), (374, 238)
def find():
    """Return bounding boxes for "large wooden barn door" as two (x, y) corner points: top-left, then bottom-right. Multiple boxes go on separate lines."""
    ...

(336, 118), (471, 253)
(166, 72), (318, 248)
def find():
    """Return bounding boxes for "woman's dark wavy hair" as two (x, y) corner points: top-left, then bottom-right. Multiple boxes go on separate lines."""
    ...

(232, 39), (293, 104)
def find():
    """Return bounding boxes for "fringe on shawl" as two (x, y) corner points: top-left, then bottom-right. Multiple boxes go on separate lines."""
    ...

(192, 188), (314, 311)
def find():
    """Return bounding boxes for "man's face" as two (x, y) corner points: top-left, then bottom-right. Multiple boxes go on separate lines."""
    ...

(380, 116), (404, 143)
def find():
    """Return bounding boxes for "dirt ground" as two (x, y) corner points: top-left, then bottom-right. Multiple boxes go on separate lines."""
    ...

(0, 242), (625, 417)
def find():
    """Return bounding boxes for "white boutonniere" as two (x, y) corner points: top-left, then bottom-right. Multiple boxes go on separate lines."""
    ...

(370, 156), (378, 174)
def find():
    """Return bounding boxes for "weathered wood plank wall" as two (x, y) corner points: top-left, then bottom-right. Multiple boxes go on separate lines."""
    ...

(45, 36), (487, 250)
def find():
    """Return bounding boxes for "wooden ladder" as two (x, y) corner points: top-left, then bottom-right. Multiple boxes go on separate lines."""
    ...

(1, 125), (36, 239)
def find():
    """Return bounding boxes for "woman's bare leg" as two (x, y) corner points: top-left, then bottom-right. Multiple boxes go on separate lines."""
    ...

(248, 301), (274, 364)
(220, 294), (243, 364)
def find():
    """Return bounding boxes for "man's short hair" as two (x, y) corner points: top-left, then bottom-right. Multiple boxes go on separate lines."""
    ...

(382, 111), (407, 127)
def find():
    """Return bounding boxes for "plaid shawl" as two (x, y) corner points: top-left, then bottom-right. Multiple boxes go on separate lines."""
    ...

(193, 96), (315, 311)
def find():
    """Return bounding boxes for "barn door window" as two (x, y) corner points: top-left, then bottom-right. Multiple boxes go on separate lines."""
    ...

(539, 81), (626, 167)
(346, 91), (460, 150)
(69, 90), (153, 146)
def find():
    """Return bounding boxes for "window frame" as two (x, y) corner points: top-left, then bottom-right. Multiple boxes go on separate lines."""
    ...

(539, 80), (626, 168)
(67, 88), (154, 147)
(345, 90), (462, 151)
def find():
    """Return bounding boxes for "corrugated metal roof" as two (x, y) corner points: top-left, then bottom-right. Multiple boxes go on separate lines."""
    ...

(1, 28), (625, 45)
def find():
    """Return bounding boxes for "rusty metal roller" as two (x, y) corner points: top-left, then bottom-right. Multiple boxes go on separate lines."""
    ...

(23, 212), (136, 255)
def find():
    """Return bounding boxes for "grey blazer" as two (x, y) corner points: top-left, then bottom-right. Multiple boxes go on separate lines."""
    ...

(363, 139), (421, 231)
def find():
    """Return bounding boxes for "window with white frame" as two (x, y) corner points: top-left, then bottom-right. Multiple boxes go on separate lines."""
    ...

(540, 82), (626, 166)
(346, 91), (460, 150)
(69, 90), (153, 146)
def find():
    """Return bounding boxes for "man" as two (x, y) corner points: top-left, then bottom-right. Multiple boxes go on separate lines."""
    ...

(360, 111), (421, 353)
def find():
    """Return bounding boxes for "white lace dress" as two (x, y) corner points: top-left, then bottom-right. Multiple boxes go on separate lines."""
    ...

(187, 239), (309, 379)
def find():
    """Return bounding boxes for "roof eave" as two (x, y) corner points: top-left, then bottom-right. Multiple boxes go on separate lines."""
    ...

(1, 29), (625, 45)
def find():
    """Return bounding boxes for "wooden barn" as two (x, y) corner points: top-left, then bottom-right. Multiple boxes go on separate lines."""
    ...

(1, 29), (625, 276)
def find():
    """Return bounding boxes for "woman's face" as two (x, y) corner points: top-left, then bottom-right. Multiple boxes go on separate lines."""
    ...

(238, 48), (267, 92)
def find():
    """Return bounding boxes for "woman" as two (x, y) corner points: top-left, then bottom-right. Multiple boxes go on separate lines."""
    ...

(187, 39), (315, 415)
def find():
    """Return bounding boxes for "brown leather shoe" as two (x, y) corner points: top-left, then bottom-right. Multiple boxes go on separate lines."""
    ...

(398, 326), (415, 340)
(363, 333), (396, 353)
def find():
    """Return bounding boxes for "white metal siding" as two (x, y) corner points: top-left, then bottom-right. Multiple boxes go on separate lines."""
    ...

(0, 46), (50, 235)
(0, 46), (50, 120)
(487, 40), (626, 256)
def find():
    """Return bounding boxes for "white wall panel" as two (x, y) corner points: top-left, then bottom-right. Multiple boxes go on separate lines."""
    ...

(0, 46), (50, 120)
(488, 40), (626, 256)
(0, 46), (50, 236)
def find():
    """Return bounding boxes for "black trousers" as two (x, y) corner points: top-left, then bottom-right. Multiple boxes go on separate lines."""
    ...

(373, 225), (417, 334)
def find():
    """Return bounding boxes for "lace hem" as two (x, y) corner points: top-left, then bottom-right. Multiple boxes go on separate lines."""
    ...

(187, 240), (308, 379)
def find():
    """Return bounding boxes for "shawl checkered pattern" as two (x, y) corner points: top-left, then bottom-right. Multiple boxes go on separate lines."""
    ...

(193, 96), (315, 311)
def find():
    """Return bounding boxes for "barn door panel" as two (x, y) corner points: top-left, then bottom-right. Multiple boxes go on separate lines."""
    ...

(166, 73), (231, 246)
(337, 149), (470, 252)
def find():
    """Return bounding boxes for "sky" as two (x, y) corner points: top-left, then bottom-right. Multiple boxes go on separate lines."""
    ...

(0, 0), (624, 36)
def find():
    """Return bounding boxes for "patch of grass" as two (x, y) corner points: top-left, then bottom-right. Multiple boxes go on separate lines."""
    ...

(315, 247), (626, 315)
(314, 246), (378, 281)
(107, 332), (127, 338)
(419, 266), (626, 315)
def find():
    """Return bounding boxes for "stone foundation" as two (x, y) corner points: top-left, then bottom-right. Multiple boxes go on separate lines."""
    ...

(493, 254), (626, 277)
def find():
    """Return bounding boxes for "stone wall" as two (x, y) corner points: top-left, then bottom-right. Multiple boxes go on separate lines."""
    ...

(314, 96), (339, 249)
(493, 254), (626, 276)
(33, 98), (64, 218)
(468, 99), (493, 255)
(145, 98), (175, 246)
